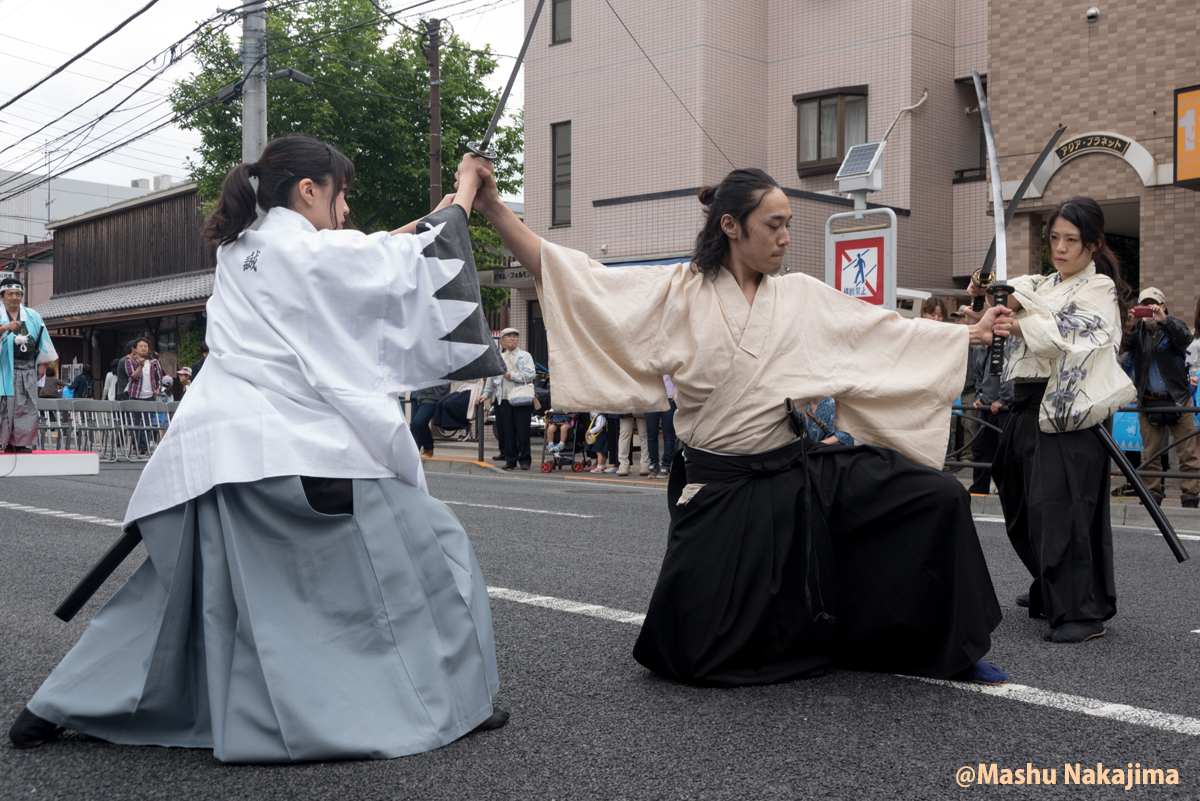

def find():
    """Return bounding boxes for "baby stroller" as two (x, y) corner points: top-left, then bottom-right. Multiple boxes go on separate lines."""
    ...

(540, 411), (584, 473)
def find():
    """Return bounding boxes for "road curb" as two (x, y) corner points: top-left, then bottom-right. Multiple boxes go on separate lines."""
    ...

(969, 494), (1200, 533)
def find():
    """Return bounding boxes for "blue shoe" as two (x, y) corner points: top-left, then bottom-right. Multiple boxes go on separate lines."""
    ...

(951, 660), (1009, 685)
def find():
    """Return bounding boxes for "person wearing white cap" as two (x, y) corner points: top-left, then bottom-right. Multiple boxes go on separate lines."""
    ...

(479, 327), (536, 469)
(0, 277), (57, 452)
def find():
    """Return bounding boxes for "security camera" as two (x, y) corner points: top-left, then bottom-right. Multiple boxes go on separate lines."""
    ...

(1086, 7), (1100, 23)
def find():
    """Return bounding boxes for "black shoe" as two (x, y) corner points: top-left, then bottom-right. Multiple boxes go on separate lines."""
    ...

(520, 464), (531, 471)
(491, 454), (506, 461)
(1142, 495), (1164, 507)
(647, 466), (660, 478)
(1048, 621), (1106, 643)
(1183, 498), (1199, 509)
(1015, 592), (1029, 608)
(468, 709), (510, 734)
(502, 463), (517, 471)
(1042, 627), (1055, 642)
(9, 707), (63, 749)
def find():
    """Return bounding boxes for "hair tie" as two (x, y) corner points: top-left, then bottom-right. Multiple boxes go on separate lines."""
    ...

(247, 162), (260, 177)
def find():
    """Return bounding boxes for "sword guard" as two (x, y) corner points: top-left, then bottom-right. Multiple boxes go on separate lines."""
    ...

(466, 141), (497, 161)
(987, 282), (1014, 300)
(971, 269), (997, 292)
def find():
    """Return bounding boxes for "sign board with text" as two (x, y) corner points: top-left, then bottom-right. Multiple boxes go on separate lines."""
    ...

(1176, 84), (1200, 189)
(825, 208), (897, 309)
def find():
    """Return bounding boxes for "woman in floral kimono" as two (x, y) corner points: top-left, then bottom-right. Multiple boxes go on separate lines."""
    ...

(469, 164), (1015, 687)
(985, 196), (1136, 644)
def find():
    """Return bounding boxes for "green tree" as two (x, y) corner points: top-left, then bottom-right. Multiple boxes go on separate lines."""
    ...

(169, 0), (522, 270)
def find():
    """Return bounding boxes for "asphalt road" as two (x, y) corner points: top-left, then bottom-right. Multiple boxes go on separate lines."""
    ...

(2, 465), (1199, 799)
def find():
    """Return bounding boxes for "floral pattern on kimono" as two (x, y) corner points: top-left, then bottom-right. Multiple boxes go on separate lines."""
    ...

(1002, 262), (1136, 433)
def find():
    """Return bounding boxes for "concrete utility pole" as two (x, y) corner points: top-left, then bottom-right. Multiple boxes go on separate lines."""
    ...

(424, 18), (442, 211)
(239, 2), (269, 164)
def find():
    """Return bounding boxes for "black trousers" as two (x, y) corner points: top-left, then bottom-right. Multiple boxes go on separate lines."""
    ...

(632, 438), (1001, 687)
(968, 409), (1008, 495)
(497, 400), (532, 467)
(993, 382), (1116, 627)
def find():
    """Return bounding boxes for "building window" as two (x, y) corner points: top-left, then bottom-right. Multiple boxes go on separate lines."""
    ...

(552, 0), (571, 43)
(793, 88), (868, 176)
(552, 122), (571, 226)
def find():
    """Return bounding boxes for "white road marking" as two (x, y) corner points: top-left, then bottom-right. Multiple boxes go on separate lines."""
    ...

(489, 586), (1200, 738)
(974, 514), (1200, 540)
(443, 501), (595, 518)
(903, 677), (1200, 736)
(0, 500), (122, 527)
(488, 587), (645, 624)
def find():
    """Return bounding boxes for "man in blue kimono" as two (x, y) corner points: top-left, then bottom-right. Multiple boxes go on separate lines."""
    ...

(0, 277), (57, 453)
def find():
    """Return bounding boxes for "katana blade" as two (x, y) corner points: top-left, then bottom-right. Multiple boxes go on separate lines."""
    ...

(972, 69), (1006, 283)
(467, 0), (547, 160)
(977, 126), (1067, 283)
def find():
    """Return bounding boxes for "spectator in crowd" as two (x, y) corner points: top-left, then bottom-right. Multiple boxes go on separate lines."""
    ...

(411, 382), (450, 458)
(67, 364), (94, 399)
(644, 376), (677, 478)
(479, 328), (535, 470)
(920, 297), (946, 321)
(617, 413), (651, 477)
(191, 342), (209, 379)
(586, 413), (609, 472)
(545, 410), (572, 453)
(1127, 287), (1199, 507)
(1189, 296), (1200, 392)
(172, 366), (190, 399)
(806, 397), (853, 445)
(123, 338), (164, 456)
(968, 344), (1014, 495)
(38, 365), (67, 398)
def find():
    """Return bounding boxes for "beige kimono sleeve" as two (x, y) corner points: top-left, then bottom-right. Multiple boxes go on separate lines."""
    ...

(535, 240), (678, 413)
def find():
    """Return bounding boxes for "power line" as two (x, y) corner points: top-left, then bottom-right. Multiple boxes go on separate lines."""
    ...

(601, 0), (734, 169)
(0, 0), (162, 115)
(308, 77), (426, 103)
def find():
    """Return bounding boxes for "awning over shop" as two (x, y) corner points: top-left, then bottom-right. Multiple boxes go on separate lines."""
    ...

(35, 270), (214, 327)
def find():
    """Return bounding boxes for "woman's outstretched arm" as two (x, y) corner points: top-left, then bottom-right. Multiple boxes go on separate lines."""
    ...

(465, 160), (543, 280)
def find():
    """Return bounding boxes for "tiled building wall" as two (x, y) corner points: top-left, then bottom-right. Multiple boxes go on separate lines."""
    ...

(594, 196), (702, 261)
(952, 179), (989, 277)
(954, 0), (988, 79)
(991, 0), (1200, 316)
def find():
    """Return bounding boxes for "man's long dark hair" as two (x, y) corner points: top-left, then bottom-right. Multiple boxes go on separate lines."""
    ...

(690, 169), (781, 282)
(1044, 196), (1132, 322)
(202, 133), (356, 247)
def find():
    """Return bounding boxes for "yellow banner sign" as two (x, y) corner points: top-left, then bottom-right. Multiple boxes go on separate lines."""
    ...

(1177, 85), (1200, 186)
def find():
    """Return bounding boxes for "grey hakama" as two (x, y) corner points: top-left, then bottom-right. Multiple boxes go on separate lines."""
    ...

(28, 475), (499, 763)
(0, 358), (38, 449)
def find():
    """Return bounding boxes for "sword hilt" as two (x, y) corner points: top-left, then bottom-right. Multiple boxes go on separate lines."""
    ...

(971, 268), (996, 313)
(987, 283), (1013, 376)
(466, 141), (496, 161)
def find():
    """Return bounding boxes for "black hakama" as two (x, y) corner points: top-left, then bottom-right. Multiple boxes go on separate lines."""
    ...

(632, 438), (1002, 687)
(992, 381), (1116, 626)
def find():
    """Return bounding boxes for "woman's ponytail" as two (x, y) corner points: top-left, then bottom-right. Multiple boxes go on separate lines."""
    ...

(202, 162), (259, 247)
(201, 134), (356, 247)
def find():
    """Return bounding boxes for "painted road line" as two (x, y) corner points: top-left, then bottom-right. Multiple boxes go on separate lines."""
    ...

(443, 501), (595, 518)
(903, 676), (1200, 736)
(974, 514), (1200, 540)
(488, 586), (1200, 738)
(0, 501), (122, 527)
(487, 586), (645, 624)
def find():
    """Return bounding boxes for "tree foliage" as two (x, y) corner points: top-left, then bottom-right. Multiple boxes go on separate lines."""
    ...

(169, 0), (522, 246)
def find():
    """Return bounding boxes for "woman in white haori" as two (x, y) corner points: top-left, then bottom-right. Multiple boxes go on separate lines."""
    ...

(10, 135), (508, 762)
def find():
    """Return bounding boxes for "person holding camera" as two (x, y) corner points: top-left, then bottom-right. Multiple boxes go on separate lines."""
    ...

(1128, 287), (1199, 508)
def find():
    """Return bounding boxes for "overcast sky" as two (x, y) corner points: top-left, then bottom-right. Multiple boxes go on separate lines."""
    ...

(0, 0), (525, 197)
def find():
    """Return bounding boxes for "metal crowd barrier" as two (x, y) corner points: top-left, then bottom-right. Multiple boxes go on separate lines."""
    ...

(35, 399), (178, 463)
(945, 403), (1200, 480)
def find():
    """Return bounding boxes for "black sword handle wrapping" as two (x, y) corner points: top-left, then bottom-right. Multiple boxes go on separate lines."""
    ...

(972, 294), (986, 313)
(1094, 426), (1190, 563)
(988, 284), (1013, 377)
(53, 524), (143, 622)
